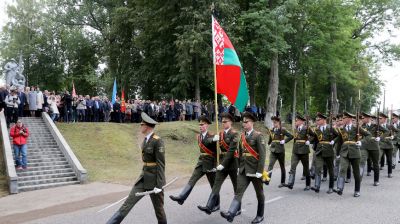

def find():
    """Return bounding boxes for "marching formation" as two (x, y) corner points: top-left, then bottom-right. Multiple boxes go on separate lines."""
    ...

(106, 109), (400, 224)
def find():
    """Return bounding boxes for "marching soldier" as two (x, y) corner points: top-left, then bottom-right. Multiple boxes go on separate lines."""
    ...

(266, 116), (294, 187)
(220, 112), (266, 224)
(378, 112), (395, 178)
(107, 112), (166, 224)
(335, 112), (371, 197)
(309, 112), (339, 194)
(198, 113), (240, 215)
(391, 112), (400, 168)
(334, 114), (344, 180)
(285, 114), (312, 191)
(360, 112), (381, 186)
(169, 115), (219, 210)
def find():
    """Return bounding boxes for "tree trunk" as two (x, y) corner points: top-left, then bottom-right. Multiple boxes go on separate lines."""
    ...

(330, 73), (339, 115)
(194, 55), (200, 102)
(264, 53), (279, 128)
(291, 74), (297, 130)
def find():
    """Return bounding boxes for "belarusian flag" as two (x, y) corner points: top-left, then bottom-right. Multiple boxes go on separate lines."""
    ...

(212, 16), (249, 112)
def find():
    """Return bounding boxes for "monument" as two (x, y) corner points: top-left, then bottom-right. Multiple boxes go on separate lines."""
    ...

(3, 54), (26, 89)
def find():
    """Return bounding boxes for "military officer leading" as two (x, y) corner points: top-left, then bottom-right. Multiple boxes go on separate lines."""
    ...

(378, 112), (395, 178)
(198, 113), (240, 216)
(335, 112), (371, 197)
(170, 115), (219, 210)
(220, 112), (266, 224)
(266, 116), (293, 187)
(107, 112), (167, 224)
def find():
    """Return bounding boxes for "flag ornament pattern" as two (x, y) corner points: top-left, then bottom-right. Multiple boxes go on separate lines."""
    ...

(212, 16), (249, 112)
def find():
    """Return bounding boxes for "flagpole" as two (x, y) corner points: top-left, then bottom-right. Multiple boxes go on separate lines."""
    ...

(211, 12), (220, 165)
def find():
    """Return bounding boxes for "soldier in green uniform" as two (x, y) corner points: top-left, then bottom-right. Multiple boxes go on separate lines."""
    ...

(391, 112), (400, 168)
(309, 112), (339, 193)
(335, 112), (371, 197)
(334, 114), (344, 180)
(170, 115), (219, 210)
(286, 114), (311, 191)
(198, 113), (241, 215)
(107, 112), (167, 224)
(378, 112), (395, 178)
(220, 112), (266, 224)
(360, 112), (381, 186)
(266, 116), (294, 187)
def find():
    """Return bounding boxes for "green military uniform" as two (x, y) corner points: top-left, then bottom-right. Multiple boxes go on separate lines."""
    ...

(198, 126), (240, 215)
(360, 114), (380, 185)
(170, 115), (218, 207)
(336, 112), (371, 197)
(221, 112), (266, 224)
(107, 112), (166, 224)
(391, 114), (400, 168)
(287, 116), (312, 190)
(378, 119), (394, 177)
(266, 126), (293, 185)
(309, 118), (339, 193)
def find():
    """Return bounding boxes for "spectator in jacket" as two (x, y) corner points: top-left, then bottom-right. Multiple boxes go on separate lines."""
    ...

(47, 93), (60, 122)
(10, 119), (29, 170)
(5, 87), (20, 127)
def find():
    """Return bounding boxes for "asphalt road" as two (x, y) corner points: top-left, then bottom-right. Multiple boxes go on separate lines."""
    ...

(22, 162), (400, 224)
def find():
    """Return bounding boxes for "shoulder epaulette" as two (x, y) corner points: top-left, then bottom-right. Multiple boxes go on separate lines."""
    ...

(153, 135), (160, 140)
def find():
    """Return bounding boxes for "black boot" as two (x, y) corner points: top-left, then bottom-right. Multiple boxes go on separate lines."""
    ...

(169, 184), (193, 205)
(198, 193), (218, 215)
(220, 199), (241, 223)
(211, 194), (220, 212)
(335, 177), (345, 195)
(106, 211), (124, 224)
(287, 173), (295, 189)
(251, 201), (264, 224)
(311, 175), (321, 193)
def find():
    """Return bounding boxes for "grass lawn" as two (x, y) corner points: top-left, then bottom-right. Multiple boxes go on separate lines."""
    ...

(57, 121), (294, 185)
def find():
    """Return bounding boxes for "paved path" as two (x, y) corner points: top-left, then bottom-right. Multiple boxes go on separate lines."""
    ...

(2, 163), (400, 224)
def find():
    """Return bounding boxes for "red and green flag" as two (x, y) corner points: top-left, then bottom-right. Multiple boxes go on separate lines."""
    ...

(212, 16), (249, 112)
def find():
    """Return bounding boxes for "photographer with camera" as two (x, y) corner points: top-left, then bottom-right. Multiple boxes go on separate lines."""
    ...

(10, 119), (30, 170)
(5, 86), (20, 127)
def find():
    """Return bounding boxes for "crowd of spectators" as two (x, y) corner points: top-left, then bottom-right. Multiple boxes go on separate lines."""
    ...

(0, 85), (266, 126)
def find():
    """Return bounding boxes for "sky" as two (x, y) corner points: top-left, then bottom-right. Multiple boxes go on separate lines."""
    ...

(0, 1), (399, 110)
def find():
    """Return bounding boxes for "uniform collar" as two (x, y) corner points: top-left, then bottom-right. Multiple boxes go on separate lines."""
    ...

(145, 132), (154, 143)
(201, 131), (207, 138)
(224, 128), (231, 134)
(246, 129), (254, 136)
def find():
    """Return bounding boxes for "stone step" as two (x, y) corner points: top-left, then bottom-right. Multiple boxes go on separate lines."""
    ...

(26, 151), (63, 155)
(18, 176), (78, 187)
(17, 168), (74, 177)
(25, 148), (61, 152)
(25, 153), (65, 160)
(18, 180), (80, 192)
(18, 172), (76, 182)
(27, 160), (69, 167)
(17, 164), (72, 172)
(27, 157), (67, 163)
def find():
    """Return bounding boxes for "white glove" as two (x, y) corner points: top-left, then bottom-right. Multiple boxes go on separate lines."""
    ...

(217, 164), (224, 171)
(255, 172), (262, 178)
(305, 140), (310, 146)
(153, 187), (162, 194)
(390, 136), (394, 140)
(356, 141), (362, 146)
(212, 135), (220, 142)
(375, 137), (381, 142)
(280, 140), (285, 145)
(336, 155), (340, 159)
(330, 140), (335, 145)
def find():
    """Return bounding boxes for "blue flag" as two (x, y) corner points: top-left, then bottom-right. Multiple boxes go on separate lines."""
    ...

(111, 78), (117, 104)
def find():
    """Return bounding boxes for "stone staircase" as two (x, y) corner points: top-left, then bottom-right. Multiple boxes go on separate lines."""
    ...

(10, 117), (79, 192)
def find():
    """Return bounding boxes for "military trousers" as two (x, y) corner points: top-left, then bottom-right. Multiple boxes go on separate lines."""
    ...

(339, 157), (361, 192)
(211, 168), (238, 194)
(234, 173), (264, 203)
(267, 152), (286, 183)
(188, 165), (216, 188)
(289, 153), (311, 186)
(365, 150), (380, 182)
(392, 143), (400, 166)
(315, 155), (334, 188)
(119, 179), (166, 223)
(381, 148), (393, 175)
